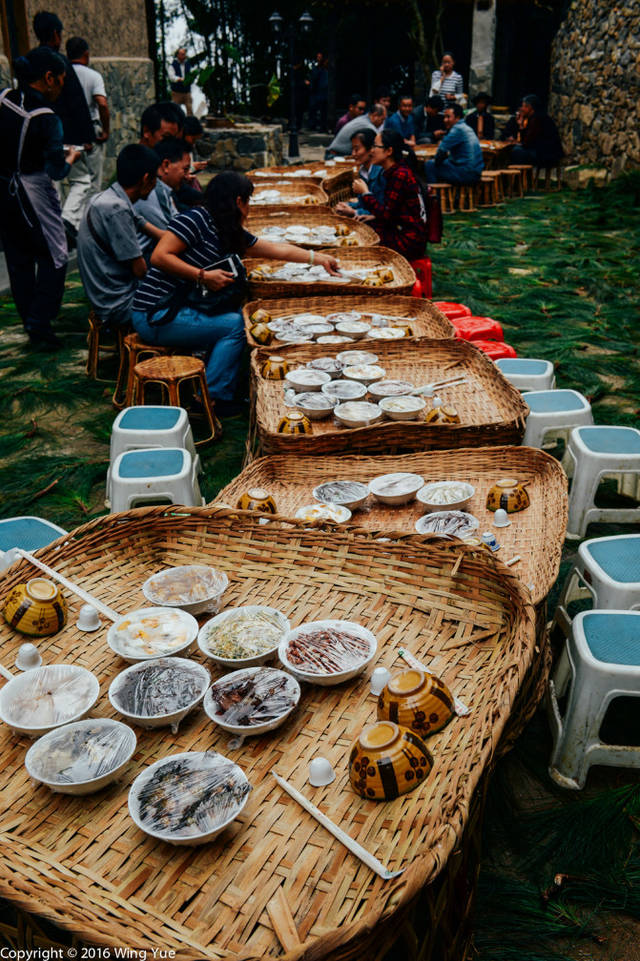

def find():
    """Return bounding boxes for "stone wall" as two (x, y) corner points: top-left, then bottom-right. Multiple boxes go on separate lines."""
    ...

(549, 0), (640, 176)
(93, 57), (155, 180)
(197, 123), (284, 171)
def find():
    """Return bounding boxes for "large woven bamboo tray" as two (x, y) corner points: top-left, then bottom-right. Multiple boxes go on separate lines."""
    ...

(216, 447), (567, 606)
(251, 180), (329, 206)
(245, 246), (416, 299)
(0, 508), (533, 961)
(250, 162), (353, 183)
(252, 337), (529, 455)
(248, 207), (379, 248)
(243, 294), (454, 349)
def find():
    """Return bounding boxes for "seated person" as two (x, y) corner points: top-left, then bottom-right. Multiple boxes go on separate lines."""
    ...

(425, 103), (484, 185)
(374, 86), (391, 116)
(335, 94), (366, 134)
(335, 129), (385, 218)
(430, 52), (464, 104)
(77, 144), (163, 329)
(139, 101), (184, 148)
(183, 115), (208, 174)
(500, 108), (522, 142)
(413, 95), (445, 144)
(385, 95), (416, 146)
(130, 172), (340, 417)
(465, 91), (495, 140)
(351, 129), (428, 262)
(510, 95), (563, 167)
(326, 103), (386, 157)
(134, 137), (191, 256)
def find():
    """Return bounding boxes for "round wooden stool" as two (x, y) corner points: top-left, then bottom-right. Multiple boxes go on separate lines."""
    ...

(479, 175), (497, 207)
(482, 170), (504, 203)
(86, 309), (126, 382)
(431, 183), (455, 214)
(498, 168), (523, 198)
(458, 183), (477, 212)
(113, 333), (172, 410)
(508, 163), (534, 191)
(133, 355), (222, 445)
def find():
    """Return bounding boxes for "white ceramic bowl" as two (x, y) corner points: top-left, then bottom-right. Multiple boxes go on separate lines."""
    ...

(417, 481), (475, 513)
(198, 605), (290, 668)
(368, 472), (425, 506)
(335, 321), (371, 340)
(342, 364), (386, 385)
(321, 381), (367, 401)
(306, 357), (344, 379)
(378, 396), (426, 421)
(284, 369), (331, 392)
(109, 657), (210, 731)
(25, 718), (136, 795)
(295, 393), (337, 420)
(295, 503), (352, 524)
(128, 751), (251, 845)
(203, 667), (301, 735)
(0, 664), (100, 737)
(368, 380), (414, 401)
(312, 480), (369, 510)
(334, 401), (382, 429)
(279, 619), (377, 686)
(107, 606), (199, 663)
(142, 565), (228, 615)
(414, 510), (480, 538)
(337, 350), (378, 366)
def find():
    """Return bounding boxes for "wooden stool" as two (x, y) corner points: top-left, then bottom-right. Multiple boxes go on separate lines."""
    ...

(458, 183), (477, 212)
(431, 183), (455, 214)
(498, 168), (523, 198)
(482, 170), (504, 203)
(133, 355), (222, 445)
(535, 165), (563, 191)
(508, 163), (534, 191)
(86, 310), (126, 381)
(478, 175), (497, 207)
(113, 333), (172, 410)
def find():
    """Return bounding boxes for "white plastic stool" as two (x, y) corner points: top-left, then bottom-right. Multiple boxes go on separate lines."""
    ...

(0, 516), (67, 573)
(495, 358), (556, 392)
(565, 426), (640, 539)
(110, 406), (197, 463)
(548, 610), (640, 789)
(107, 448), (203, 513)
(553, 535), (640, 637)
(522, 389), (593, 449)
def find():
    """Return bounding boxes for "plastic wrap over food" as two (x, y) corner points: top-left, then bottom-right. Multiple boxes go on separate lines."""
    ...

(284, 622), (374, 675)
(129, 752), (251, 840)
(142, 565), (228, 609)
(0, 665), (99, 731)
(415, 510), (480, 538)
(313, 481), (369, 506)
(110, 658), (209, 718)
(108, 607), (198, 658)
(206, 668), (300, 727)
(199, 606), (289, 661)
(26, 719), (136, 785)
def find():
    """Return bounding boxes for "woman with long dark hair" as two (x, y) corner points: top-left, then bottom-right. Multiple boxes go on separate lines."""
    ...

(352, 128), (428, 261)
(131, 171), (339, 416)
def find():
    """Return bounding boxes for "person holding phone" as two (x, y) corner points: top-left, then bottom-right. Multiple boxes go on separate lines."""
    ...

(131, 171), (340, 417)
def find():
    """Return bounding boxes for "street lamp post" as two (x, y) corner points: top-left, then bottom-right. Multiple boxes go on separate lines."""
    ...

(269, 10), (313, 159)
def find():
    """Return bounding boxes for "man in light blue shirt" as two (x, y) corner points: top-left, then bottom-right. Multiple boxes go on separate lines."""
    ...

(425, 103), (484, 185)
(385, 95), (416, 145)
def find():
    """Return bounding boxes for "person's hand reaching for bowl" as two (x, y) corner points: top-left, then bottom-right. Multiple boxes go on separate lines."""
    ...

(315, 253), (341, 276)
(335, 201), (356, 217)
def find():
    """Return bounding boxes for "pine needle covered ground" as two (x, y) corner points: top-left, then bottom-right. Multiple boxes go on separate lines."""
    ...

(1, 173), (640, 957)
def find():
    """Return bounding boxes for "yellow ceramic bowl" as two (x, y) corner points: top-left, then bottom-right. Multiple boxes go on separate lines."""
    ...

(377, 668), (455, 737)
(425, 405), (460, 425)
(250, 322), (273, 346)
(250, 308), (272, 325)
(277, 412), (312, 435)
(236, 487), (278, 514)
(349, 720), (433, 801)
(261, 355), (289, 380)
(3, 577), (67, 637)
(486, 477), (530, 513)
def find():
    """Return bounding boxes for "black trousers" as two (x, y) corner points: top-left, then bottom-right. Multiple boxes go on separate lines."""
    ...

(0, 187), (66, 337)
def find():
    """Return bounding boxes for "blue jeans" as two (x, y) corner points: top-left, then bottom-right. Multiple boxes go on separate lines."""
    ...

(131, 306), (245, 401)
(425, 159), (482, 186)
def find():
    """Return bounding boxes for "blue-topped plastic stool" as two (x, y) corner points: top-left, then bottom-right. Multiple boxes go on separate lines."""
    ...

(496, 358), (556, 392)
(522, 389), (593, 449)
(0, 516), (67, 573)
(548, 610), (640, 788)
(565, 426), (640, 539)
(110, 406), (198, 466)
(553, 534), (640, 637)
(107, 448), (202, 512)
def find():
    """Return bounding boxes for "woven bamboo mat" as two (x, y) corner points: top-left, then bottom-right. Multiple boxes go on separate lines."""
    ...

(242, 294), (454, 349)
(247, 208), (379, 248)
(251, 338), (529, 455)
(0, 508), (534, 961)
(215, 447), (567, 606)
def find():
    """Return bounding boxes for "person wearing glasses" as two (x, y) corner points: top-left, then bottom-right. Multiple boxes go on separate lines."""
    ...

(350, 128), (427, 261)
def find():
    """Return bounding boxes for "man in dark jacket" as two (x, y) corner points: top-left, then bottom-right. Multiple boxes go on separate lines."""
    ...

(412, 95), (445, 144)
(33, 11), (94, 147)
(511, 94), (563, 167)
(465, 91), (495, 140)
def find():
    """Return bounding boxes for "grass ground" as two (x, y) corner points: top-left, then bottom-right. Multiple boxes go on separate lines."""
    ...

(1, 173), (640, 958)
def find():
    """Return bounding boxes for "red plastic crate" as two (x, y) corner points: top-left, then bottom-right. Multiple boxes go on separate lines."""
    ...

(452, 316), (504, 342)
(472, 340), (517, 359)
(433, 301), (472, 320)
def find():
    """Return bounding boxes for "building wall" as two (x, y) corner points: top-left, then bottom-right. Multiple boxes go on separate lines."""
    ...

(549, 0), (640, 175)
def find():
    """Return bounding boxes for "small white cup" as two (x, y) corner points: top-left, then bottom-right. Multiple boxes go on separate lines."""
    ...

(309, 757), (336, 787)
(77, 604), (101, 631)
(15, 642), (42, 671)
(370, 666), (391, 696)
(493, 508), (511, 528)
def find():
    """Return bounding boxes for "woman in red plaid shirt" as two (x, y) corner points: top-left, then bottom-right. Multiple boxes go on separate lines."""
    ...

(352, 129), (428, 261)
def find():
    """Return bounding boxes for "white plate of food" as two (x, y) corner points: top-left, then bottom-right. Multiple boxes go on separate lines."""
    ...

(312, 480), (369, 510)
(107, 607), (199, 662)
(142, 565), (228, 615)
(204, 667), (301, 735)
(414, 510), (480, 538)
(198, 605), (290, 667)
(279, 619), (377, 686)
(295, 503), (352, 524)
(342, 364), (386, 385)
(416, 481), (475, 513)
(334, 401), (382, 429)
(25, 718), (136, 794)
(321, 380), (367, 401)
